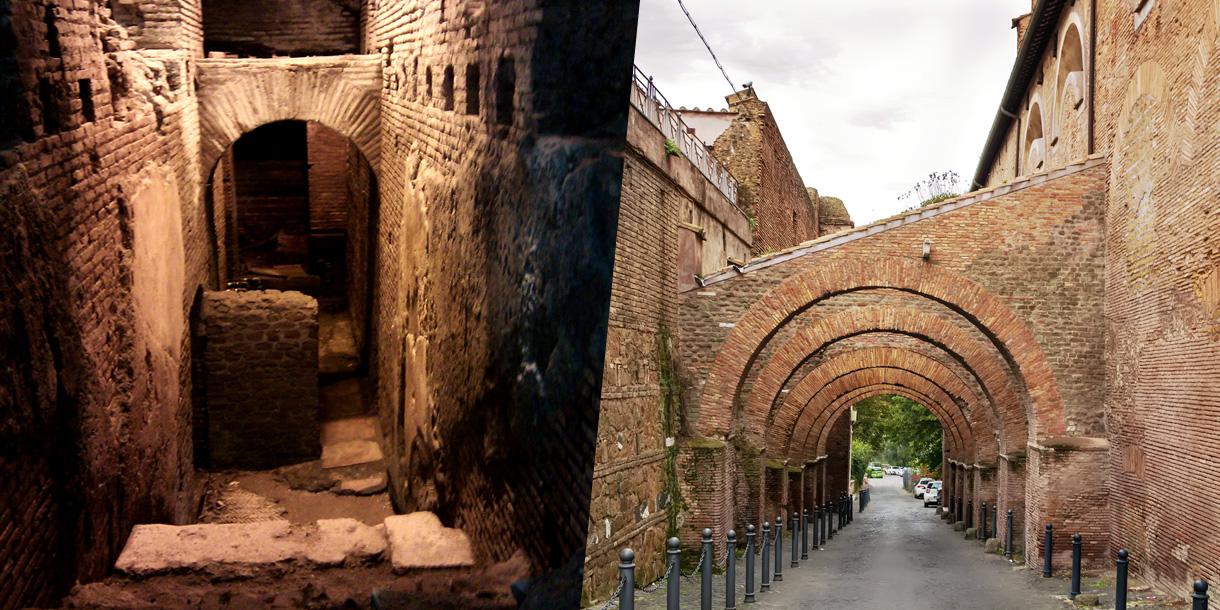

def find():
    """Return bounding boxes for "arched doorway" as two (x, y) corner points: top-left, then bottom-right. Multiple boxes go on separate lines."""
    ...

(194, 119), (382, 478)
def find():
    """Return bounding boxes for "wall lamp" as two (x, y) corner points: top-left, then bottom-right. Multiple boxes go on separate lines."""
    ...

(922, 239), (932, 260)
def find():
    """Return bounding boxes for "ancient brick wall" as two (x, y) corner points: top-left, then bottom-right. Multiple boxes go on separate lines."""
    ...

(824, 415), (851, 498)
(201, 0), (359, 57)
(365, 3), (639, 605)
(711, 88), (819, 255)
(582, 99), (751, 601)
(108, 0), (203, 54)
(672, 160), (1108, 573)
(680, 161), (1108, 439)
(232, 121), (309, 246)
(984, 1), (1093, 187)
(200, 290), (319, 469)
(0, 2), (209, 606)
(345, 141), (374, 356)
(1094, 0), (1220, 593)
(209, 147), (238, 283)
(306, 121), (350, 232)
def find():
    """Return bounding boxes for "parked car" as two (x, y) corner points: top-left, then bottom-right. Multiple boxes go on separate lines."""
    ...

(924, 485), (941, 507)
(914, 477), (933, 498)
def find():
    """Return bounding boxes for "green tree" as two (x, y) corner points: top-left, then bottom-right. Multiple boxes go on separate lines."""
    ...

(851, 395), (943, 475)
(850, 437), (876, 489)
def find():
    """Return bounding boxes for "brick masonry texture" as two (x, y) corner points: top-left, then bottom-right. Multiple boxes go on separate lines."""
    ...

(202, 0), (360, 57)
(711, 88), (820, 256)
(200, 290), (319, 469)
(670, 159), (1110, 572)
(0, 1), (642, 607)
(582, 98), (753, 601)
(647, 1), (1220, 600)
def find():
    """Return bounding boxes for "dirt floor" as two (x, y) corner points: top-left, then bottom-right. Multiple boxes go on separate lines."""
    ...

(199, 470), (393, 526)
(61, 553), (534, 609)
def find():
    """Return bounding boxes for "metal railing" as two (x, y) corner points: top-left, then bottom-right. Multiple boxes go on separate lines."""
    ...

(630, 65), (739, 205)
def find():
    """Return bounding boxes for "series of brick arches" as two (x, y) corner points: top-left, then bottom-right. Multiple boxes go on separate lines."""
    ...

(690, 256), (1068, 553)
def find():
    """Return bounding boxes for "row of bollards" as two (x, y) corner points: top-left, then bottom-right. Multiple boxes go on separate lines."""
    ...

(1049, 530), (1211, 610)
(611, 493), (857, 609)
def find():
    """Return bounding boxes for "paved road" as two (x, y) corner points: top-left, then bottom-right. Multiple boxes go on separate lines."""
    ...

(624, 475), (1071, 610)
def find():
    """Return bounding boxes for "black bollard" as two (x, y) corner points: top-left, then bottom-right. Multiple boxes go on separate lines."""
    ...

(1193, 580), (1209, 610)
(992, 504), (999, 539)
(828, 503), (835, 538)
(726, 530), (737, 610)
(761, 522), (771, 592)
(801, 509), (809, 560)
(701, 528), (713, 610)
(1005, 510), (1014, 560)
(822, 505), (829, 544)
(744, 525), (756, 603)
(773, 516), (783, 582)
(813, 507), (821, 548)
(1070, 533), (1082, 599)
(619, 548), (636, 610)
(1043, 523), (1053, 577)
(666, 537), (681, 610)
(967, 500), (973, 529)
(1116, 549), (1129, 610)
(790, 512), (799, 568)
(981, 502), (988, 541)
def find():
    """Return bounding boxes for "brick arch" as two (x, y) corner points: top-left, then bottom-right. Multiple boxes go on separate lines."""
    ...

(777, 361), (976, 461)
(745, 305), (1022, 454)
(788, 384), (962, 462)
(195, 56), (383, 180)
(767, 346), (980, 458)
(700, 256), (1064, 444)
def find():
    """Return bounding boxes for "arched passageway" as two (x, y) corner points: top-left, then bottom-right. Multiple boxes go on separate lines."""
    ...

(671, 162), (1112, 576)
(192, 119), (382, 478)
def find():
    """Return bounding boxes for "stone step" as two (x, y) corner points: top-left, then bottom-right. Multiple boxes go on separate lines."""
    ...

(320, 377), (366, 419)
(321, 439), (383, 469)
(319, 313), (360, 375)
(320, 415), (378, 445)
(112, 512), (474, 579)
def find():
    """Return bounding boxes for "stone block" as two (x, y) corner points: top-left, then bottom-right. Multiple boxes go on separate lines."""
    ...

(385, 512), (475, 572)
(321, 440), (383, 469)
(305, 518), (386, 566)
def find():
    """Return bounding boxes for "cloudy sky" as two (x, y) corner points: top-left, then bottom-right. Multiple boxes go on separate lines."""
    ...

(632, 0), (1032, 225)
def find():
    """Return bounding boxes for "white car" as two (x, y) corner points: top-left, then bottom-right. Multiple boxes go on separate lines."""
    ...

(923, 485), (941, 507)
(914, 477), (933, 498)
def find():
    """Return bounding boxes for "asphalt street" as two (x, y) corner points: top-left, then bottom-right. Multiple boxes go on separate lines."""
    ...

(624, 475), (1071, 610)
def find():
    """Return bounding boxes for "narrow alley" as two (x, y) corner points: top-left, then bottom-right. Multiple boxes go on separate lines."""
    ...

(629, 476), (1070, 610)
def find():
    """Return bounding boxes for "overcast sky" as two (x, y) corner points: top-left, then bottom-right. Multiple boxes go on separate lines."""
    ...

(633, 0), (1032, 225)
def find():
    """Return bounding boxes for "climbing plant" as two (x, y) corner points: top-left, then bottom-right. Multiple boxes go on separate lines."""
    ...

(656, 325), (686, 537)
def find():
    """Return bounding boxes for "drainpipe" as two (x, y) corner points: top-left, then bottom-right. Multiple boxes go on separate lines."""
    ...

(1087, 0), (1097, 154)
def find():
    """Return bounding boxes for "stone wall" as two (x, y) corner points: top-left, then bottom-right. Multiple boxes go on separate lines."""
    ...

(582, 97), (752, 602)
(1095, 0), (1220, 593)
(307, 121), (351, 232)
(200, 290), (319, 469)
(671, 159), (1108, 567)
(711, 88), (819, 255)
(0, 2), (208, 606)
(201, 0), (360, 57)
(365, 3), (639, 606)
